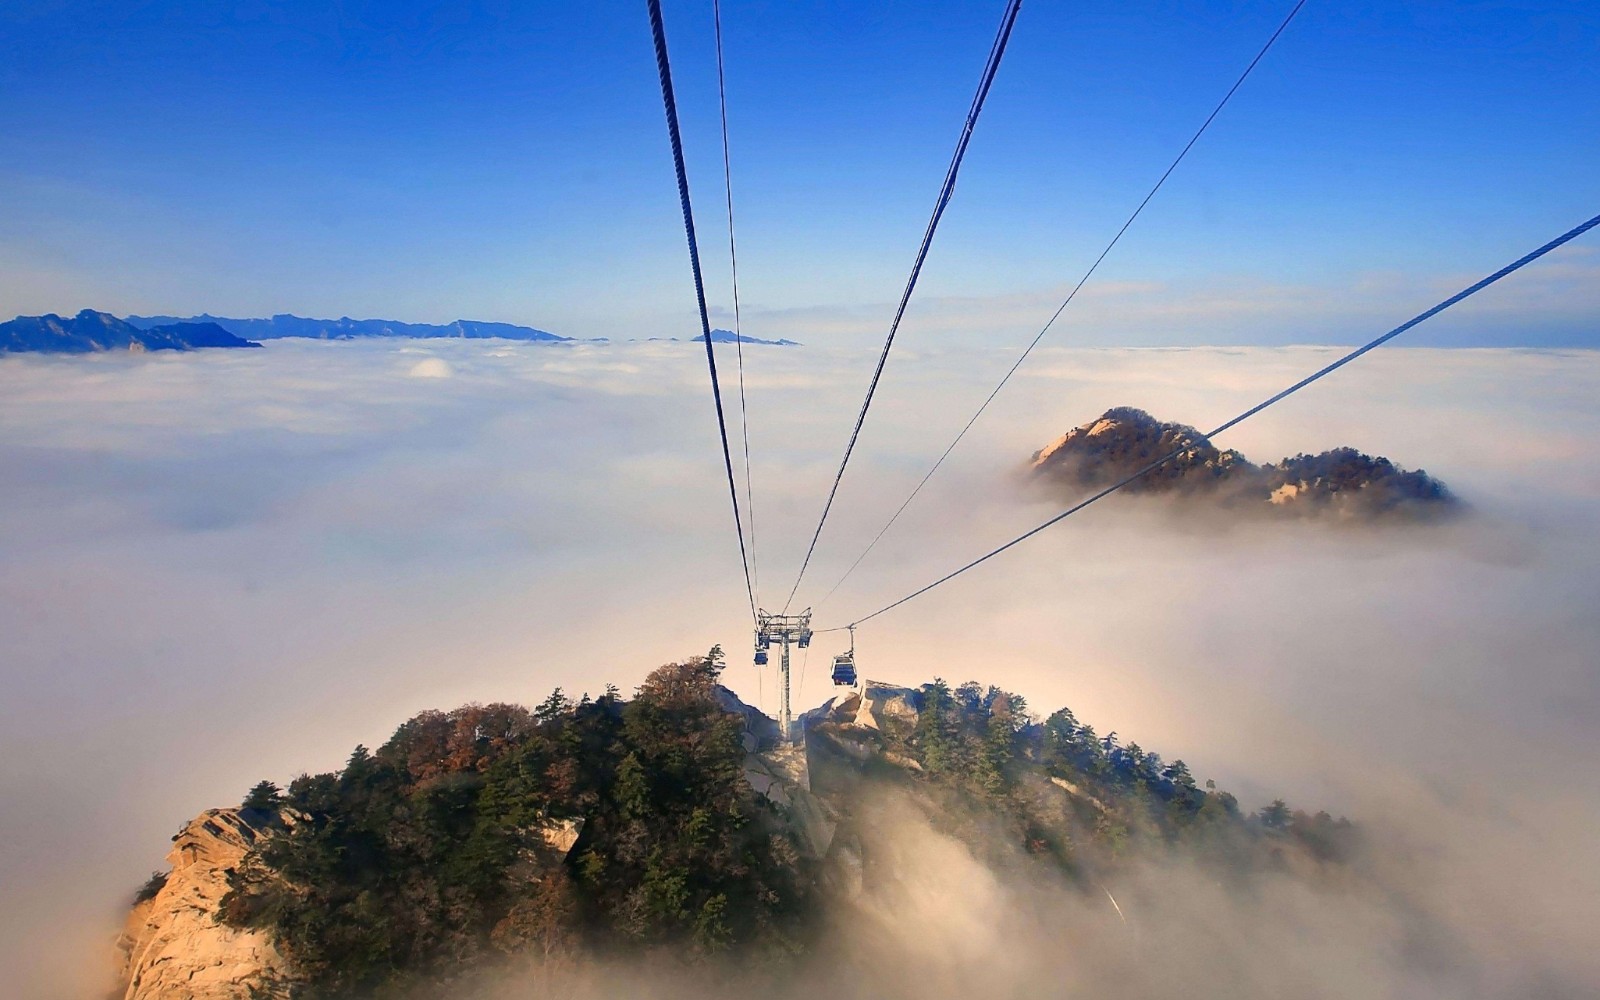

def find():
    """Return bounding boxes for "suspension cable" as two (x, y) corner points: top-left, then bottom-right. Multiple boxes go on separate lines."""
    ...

(812, 0), (1308, 612)
(840, 211), (1600, 628)
(783, 0), (1025, 612)
(713, 0), (761, 607)
(645, 0), (757, 622)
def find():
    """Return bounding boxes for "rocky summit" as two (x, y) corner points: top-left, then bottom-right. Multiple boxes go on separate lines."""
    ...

(1031, 406), (1458, 521)
(112, 655), (1355, 1000)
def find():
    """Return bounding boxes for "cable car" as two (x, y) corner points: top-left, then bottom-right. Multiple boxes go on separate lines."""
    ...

(754, 648), (769, 666)
(831, 652), (856, 686)
(797, 628), (812, 649)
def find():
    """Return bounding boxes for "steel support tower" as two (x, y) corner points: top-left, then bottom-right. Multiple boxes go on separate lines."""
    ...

(753, 608), (812, 741)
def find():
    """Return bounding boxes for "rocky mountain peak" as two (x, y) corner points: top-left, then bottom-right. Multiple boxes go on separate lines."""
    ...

(1031, 407), (1457, 521)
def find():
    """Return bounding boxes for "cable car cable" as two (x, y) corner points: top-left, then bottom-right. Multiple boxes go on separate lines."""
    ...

(645, 0), (757, 622)
(797, 645), (811, 709)
(811, 0), (1308, 612)
(839, 211), (1600, 628)
(783, 0), (1024, 612)
(713, 0), (761, 606)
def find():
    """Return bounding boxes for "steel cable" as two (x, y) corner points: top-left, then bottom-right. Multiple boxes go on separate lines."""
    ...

(646, 0), (757, 621)
(784, 0), (1024, 611)
(842, 211), (1600, 627)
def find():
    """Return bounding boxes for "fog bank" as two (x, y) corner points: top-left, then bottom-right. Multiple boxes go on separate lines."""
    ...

(1, 340), (1597, 997)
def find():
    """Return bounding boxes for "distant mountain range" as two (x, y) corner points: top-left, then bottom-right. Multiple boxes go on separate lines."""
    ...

(1, 311), (803, 353)
(126, 313), (572, 343)
(0, 310), (260, 353)
(129, 315), (799, 346)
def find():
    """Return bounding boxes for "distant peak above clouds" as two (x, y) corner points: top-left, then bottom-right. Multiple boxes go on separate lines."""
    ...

(0, 309), (259, 353)
(1031, 407), (1458, 522)
(707, 328), (800, 346)
(642, 328), (800, 346)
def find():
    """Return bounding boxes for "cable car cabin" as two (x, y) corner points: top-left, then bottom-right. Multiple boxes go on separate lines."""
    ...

(754, 649), (769, 666)
(831, 654), (857, 686)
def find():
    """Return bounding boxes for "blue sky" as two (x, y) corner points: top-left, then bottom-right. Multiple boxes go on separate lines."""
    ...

(1, 0), (1596, 345)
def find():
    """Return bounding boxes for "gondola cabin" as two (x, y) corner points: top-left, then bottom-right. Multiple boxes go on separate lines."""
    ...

(754, 648), (769, 666)
(831, 653), (857, 686)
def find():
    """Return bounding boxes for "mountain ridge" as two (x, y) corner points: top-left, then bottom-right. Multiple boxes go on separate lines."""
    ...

(126, 313), (573, 344)
(1032, 406), (1458, 521)
(0, 310), (260, 353)
(0, 308), (259, 355)
(114, 654), (1351, 999)
(103, 314), (800, 347)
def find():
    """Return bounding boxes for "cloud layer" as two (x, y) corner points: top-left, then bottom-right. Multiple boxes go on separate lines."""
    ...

(1, 339), (1598, 997)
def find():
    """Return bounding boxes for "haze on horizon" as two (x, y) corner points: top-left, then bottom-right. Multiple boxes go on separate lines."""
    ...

(1, 0), (1597, 346)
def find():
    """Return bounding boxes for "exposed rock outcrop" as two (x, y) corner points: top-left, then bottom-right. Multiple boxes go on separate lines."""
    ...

(537, 817), (585, 857)
(716, 683), (782, 751)
(719, 684), (840, 858)
(1031, 407), (1458, 521)
(746, 744), (838, 858)
(800, 681), (922, 733)
(115, 808), (293, 1000)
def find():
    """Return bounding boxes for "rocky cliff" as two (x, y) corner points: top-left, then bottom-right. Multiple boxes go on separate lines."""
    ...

(115, 809), (293, 1000)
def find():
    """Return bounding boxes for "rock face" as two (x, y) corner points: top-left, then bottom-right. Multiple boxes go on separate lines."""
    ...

(745, 744), (838, 858)
(715, 684), (782, 751)
(115, 809), (293, 1000)
(1031, 406), (1457, 521)
(537, 817), (585, 857)
(718, 685), (839, 858)
(801, 681), (923, 733)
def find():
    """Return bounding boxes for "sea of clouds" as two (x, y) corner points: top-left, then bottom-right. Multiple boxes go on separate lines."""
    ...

(1, 338), (1597, 998)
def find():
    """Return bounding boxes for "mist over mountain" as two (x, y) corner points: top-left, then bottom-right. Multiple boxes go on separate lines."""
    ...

(114, 655), (1354, 1000)
(0, 310), (259, 353)
(1031, 407), (1458, 521)
(6, 343), (1597, 1000)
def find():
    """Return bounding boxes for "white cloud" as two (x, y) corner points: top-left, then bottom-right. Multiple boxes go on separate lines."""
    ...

(1, 339), (1598, 997)
(407, 356), (454, 378)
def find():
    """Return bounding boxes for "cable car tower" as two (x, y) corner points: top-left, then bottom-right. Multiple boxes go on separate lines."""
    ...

(753, 608), (811, 741)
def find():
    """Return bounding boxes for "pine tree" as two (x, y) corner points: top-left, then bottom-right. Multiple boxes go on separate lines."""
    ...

(1259, 799), (1292, 830)
(241, 780), (282, 812)
(917, 678), (955, 775)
